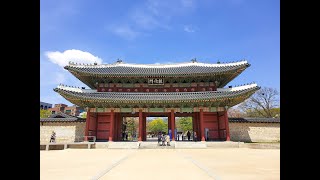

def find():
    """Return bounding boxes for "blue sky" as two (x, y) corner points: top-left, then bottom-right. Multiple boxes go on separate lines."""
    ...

(40, 0), (280, 106)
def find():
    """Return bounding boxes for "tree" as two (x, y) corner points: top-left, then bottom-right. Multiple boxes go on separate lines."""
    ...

(239, 87), (280, 118)
(126, 117), (138, 139)
(176, 117), (193, 132)
(40, 109), (51, 118)
(147, 118), (168, 134)
(227, 107), (245, 118)
(80, 112), (87, 118)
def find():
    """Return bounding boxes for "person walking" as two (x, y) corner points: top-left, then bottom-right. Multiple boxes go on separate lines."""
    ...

(161, 133), (166, 146)
(194, 131), (197, 142)
(165, 134), (170, 146)
(187, 131), (191, 141)
(50, 131), (56, 143)
(158, 132), (162, 145)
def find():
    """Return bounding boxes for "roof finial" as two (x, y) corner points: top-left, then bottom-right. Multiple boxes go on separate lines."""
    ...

(94, 62), (97, 65)
(217, 60), (221, 64)
(191, 58), (197, 63)
(116, 59), (123, 63)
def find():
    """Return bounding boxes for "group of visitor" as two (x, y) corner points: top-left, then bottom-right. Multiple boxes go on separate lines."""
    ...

(157, 132), (171, 146)
(176, 131), (197, 141)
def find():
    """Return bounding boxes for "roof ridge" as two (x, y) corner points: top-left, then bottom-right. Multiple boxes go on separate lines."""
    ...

(66, 59), (249, 68)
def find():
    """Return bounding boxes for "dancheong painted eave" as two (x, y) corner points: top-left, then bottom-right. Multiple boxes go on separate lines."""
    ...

(54, 83), (260, 108)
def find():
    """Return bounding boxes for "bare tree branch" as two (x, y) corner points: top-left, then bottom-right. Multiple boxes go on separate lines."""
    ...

(238, 87), (280, 118)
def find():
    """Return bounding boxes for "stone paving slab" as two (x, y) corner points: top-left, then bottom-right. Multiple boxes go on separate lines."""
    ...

(40, 148), (280, 180)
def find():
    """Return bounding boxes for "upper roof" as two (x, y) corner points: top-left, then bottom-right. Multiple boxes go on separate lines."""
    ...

(40, 112), (86, 122)
(65, 60), (249, 76)
(64, 60), (250, 88)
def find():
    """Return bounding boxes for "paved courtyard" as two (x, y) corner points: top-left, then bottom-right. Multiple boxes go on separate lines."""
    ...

(40, 148), (280, 180)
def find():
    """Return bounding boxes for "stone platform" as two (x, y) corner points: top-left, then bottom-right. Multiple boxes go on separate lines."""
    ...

(41, 141), (279, 150)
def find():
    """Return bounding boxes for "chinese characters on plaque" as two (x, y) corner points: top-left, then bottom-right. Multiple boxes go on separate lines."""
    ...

(148, 78), (164, 85)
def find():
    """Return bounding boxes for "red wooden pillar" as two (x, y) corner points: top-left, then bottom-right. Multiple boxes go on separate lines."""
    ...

(199, 109), (205, 141)
(109, 110), (114, 141)
(143, 114), (147, 141)
(224, 110), (230, 141)
(138, 109), (143, 141)
(85, 108), (90, 141)
(171, 109), (175, 141)
(216, 111), (220, 140)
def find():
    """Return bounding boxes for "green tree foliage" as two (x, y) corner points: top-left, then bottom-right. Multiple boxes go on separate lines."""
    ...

(147, 118), (168, 134)
(176, 117), (193, 132)
(125, 117), (138, 139)
(40, 109), (51, 118)
(80, 112), (87, 118)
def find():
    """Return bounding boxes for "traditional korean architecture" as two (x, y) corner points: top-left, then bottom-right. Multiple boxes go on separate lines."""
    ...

(54, 59), (260, 142)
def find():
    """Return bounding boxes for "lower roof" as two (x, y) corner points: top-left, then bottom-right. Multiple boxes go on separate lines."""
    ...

(54, 84), (260, 108)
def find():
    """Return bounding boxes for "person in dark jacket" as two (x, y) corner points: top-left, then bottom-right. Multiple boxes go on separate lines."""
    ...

(187, 131), (191, 141)
(50, 131), (56, 143)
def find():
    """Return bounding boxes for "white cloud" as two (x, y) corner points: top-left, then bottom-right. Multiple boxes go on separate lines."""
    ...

(184, 25), (197, 33)
(181, 0), (195, 8)
(45, 49), (103, 67)
(110, 25), (140, 40)
(109, 0), (195, 40)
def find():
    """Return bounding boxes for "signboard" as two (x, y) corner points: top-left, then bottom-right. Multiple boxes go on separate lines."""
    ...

(148, 78), (164, 85)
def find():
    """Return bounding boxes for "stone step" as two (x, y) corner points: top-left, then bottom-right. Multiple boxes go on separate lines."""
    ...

(206, 141), (244, 148)
(108, 142), (140, 149)
(175, 142), (207, 149)
(139, 142), (175, 149)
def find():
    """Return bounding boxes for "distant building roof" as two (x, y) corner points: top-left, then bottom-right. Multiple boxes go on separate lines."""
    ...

(40, 112), (85, 122)
(229, 117), (280, 123)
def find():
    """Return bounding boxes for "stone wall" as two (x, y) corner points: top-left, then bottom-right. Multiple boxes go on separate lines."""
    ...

(40, 122), (86, 143)
(229, 122), (280, 142)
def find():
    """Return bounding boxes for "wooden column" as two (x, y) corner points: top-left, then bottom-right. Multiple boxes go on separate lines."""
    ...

(138, 109), (143, 141)
(200, 109), (205, 141)
(109, 110), (114, 141)
(85, 108), (90, 141)
(216, 111), (220, 140)
(171, 109), (175, 141)
(224, 110), (230, 141)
